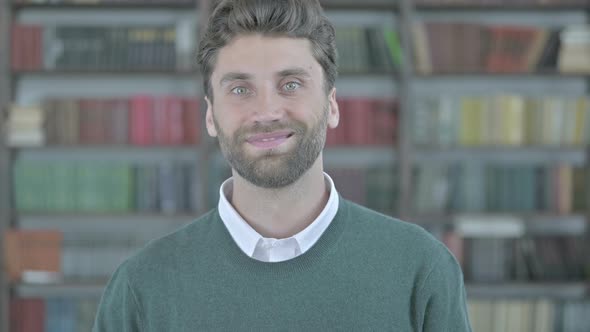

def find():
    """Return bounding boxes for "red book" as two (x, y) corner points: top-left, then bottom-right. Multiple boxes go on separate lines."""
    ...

(22, 299), (45, 332)
(107, 98), (129, 145)
(367, 103), (378, 145)
(9, 298), (22, 332)
(153, 97), (169, 145)
(165, 96), (185, 145)
(23, 25), (41, 71)
(425, 22), (454, 73)
(78, 98), (105, 144)
(11, 24), (22, 71)
(346, 98), (372, 145)
(372, 101), (385, 145)
(32, 25), (43, 70)
(19, 25), (33, 71)
(485, 26), (537, 73)
(373, 99), (397, 146)
(101, 99), (113, 144)
(182, 97), (201, 145)
(130, 95), (155, 145)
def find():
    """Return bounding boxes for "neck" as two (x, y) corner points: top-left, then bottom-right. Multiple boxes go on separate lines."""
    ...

(230, 156), (329, 239)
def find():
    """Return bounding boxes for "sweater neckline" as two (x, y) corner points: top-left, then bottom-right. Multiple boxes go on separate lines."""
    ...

(215, 196), (350, 277)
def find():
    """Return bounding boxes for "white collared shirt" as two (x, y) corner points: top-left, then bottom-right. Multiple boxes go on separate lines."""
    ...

(218, 173), (339, 263)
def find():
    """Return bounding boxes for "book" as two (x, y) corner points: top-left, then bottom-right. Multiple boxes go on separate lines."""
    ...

(558, 25), (590, 73)
(3, 229), (63, 283)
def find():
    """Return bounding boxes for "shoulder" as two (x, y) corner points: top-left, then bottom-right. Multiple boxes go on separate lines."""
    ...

(116, 209), (220, 279)
(341, 199), (455, 265)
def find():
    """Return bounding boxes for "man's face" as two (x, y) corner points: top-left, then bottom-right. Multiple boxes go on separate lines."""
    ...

(205, 34), (339, 189)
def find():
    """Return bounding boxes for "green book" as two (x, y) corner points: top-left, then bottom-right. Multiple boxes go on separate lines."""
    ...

(383, 29), (403, 68)
(109, 163), (133, 212)
(13, 160), (32, 212)
(32, 162), (50, 212)
(77, 163), (105, 212)
(52, 162), (77, 212)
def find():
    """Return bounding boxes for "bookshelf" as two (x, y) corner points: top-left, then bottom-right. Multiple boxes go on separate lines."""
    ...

(2, 1), (207, 331)
(0, 0), (13, 329)
(2, 0), (589, 331)
(0, 0), (403, 330)
(407, 1), (590, 330)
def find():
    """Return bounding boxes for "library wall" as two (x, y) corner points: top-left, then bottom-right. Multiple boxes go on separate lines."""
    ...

(1, 0), (590, 331)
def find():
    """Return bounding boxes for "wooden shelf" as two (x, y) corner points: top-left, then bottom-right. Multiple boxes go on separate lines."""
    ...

(414, 147), (587, 165)
(16, 1), (588, 12)
(13, 69), (199, 77)
(408, 214), (588, 237)
(320, 0), (396, 10)
(14, 146), (200, 162)
(415, 3), (590, 11)
(415, 72), (590, 79)
(12, 1), (196, 10)
(12, 1), (196, 9)
(12, 0), (398, 11)
(13, 281), (108, 298)
(18, 213), (194, 233)
(466, 282), (589, 299)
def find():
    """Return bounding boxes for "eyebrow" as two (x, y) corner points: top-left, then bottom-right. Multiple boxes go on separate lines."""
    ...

(276, 67), (312, 79)
(218, 67), (312, 87)
(219, 72), (253, 87)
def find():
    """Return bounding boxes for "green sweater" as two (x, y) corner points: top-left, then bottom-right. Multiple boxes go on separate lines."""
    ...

(93, 198), (472, 331)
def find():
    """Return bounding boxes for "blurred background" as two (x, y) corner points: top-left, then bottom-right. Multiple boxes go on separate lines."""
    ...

(1, 0), (590, 331)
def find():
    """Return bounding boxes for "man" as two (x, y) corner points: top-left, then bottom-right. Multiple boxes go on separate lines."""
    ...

(93, 0), (472, 330)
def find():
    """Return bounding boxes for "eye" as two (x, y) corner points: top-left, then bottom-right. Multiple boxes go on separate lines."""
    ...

(231, 86), (249, 95)
(283, 81), (301, 91)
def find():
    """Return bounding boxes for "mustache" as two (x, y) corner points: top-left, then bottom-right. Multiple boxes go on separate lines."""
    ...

(235, 121), (307, 139)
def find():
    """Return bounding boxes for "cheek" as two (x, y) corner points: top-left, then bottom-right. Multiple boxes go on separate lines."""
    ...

(213, 112), (247, 141)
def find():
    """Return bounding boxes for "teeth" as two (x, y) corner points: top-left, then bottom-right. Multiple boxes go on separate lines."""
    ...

(261, 138), (276, 142)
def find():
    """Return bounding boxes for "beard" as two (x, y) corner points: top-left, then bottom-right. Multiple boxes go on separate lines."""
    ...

(213, 105), (328, 189)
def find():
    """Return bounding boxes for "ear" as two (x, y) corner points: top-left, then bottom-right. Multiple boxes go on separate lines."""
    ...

(327, 88), (339, 129)
(205, 96), (218, 137)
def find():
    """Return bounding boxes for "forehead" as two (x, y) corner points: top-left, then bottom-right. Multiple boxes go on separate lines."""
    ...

(211, 34), (322, 80)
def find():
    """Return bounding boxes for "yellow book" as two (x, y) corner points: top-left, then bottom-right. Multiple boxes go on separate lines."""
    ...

(478, 97), (490, 146)
(557, 164), (573, 215)
(533, 299), (554, 332)
(492, 300), (508, 332)
(501, 95), (525, 146)
(487, 96), (501, 145)
(520, 301), (534, 332)
(524, 98), (540, 146)
(505, 300), (524, 332)
(573, 97), (588, 145)
(460, 97), (477, 146)
(561, 99), (575, 146)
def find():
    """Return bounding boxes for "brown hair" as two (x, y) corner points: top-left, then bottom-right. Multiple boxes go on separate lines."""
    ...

(197, 0), (338, 100)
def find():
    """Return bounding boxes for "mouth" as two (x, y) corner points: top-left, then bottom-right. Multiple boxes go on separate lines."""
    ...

(246, 131), (295, 149)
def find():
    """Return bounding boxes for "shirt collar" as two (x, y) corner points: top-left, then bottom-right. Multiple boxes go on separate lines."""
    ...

(217, 173), (340, 257)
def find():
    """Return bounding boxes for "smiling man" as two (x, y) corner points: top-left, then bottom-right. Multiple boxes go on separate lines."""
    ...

(92, 0), (472, 331)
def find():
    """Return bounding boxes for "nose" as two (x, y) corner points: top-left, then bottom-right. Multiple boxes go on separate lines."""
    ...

(251, 85), (284, 124)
